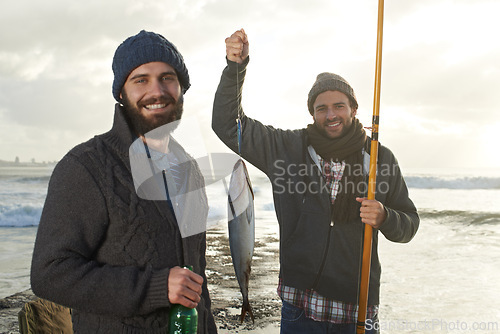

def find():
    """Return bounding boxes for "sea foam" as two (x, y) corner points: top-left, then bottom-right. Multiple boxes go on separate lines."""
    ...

(0, 205), (42, 227)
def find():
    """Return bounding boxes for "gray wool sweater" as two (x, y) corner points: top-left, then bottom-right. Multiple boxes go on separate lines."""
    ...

(31, 105), (217, 333)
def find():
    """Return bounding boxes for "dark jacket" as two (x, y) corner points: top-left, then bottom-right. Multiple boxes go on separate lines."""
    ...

(212, 58), (419, 305)
(31, 105), (217, 333)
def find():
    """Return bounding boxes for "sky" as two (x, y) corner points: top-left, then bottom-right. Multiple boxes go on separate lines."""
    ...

(1, 0), (499, 170)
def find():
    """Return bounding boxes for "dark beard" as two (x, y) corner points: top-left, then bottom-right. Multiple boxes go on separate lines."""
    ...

(121, 91), (184, 136)
(313, 118), (351, 139)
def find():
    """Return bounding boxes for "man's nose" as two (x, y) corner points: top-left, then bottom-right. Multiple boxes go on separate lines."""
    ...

(149, 79), (166, 97)
(326, 108), (336, 120)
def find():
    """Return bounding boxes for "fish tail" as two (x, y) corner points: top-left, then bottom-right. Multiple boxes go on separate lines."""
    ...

(239, 298), (255, 324)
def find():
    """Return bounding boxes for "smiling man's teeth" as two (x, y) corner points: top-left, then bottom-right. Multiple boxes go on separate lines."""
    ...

(327, 122), (340, 127)
(146, 104), (166, 110)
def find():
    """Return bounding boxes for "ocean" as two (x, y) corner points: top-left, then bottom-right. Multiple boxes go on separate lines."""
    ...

(1, 165), (499, 333)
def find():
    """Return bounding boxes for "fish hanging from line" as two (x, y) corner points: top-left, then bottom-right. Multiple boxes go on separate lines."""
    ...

(227, 158), (255, 323)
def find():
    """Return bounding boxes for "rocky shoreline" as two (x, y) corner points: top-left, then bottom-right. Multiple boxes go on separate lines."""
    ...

(0, 290), (37, 334)
(0, 224), (282, 333)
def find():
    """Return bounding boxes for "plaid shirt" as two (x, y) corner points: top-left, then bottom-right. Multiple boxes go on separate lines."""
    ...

(277, 156), (378, 324)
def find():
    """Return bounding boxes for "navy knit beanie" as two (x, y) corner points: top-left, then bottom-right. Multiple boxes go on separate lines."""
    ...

(112, 30), (190, 102)
(307, 72), (358, 115)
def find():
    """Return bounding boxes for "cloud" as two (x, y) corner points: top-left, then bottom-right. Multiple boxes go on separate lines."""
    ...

(0, 0), (499, 167)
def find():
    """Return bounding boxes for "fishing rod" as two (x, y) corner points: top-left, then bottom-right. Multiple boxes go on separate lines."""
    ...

(356, 0), (384, 333)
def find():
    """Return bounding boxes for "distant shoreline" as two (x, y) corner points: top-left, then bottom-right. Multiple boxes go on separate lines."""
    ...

(0, 160), (57, 168)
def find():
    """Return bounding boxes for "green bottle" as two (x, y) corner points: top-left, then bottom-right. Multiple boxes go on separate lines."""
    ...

(168, 266), (198, 334)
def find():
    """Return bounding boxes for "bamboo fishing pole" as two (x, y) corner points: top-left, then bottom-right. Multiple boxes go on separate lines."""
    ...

(356, 0), (384, 333)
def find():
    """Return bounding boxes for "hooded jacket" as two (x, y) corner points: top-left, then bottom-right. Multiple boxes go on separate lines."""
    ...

(212, 58), (419, 305)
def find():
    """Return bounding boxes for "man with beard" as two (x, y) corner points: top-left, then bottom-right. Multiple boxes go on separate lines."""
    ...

(31, 30), (217, 333)
(212, 29), (419, 333)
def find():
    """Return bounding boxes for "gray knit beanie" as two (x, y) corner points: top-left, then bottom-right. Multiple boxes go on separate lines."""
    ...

(307, 72), (358, 115)
(112, 30), (190, 102)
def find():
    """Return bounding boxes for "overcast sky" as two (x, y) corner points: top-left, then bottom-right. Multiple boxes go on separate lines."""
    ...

(1, 0), (499, 170)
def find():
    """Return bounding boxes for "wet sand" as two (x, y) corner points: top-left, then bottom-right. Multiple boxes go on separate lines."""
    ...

(0, 223), (282, 333)
(206, 224), (281, 333)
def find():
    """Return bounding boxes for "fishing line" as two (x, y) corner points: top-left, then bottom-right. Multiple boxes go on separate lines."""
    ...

(236, 62), (242, 157)
(142, 141), (176, 218)
(222, 59), (243, 221)
(142, 140), (185, 266)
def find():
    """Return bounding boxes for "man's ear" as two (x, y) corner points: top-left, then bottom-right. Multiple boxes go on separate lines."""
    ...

(311, 108), (318, 123)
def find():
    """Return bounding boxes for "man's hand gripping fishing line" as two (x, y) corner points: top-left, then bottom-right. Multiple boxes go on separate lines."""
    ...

(226, 29), (249, 64)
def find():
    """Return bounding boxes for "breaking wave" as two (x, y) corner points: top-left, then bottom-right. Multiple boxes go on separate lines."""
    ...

(0, 205), (42, 227)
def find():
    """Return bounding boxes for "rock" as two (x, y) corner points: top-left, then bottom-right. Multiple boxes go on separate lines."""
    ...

(0, 289), (37, 334)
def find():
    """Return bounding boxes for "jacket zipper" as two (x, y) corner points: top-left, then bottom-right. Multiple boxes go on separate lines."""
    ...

(306, 137), (335, 291)
(311, 217), (334, 290)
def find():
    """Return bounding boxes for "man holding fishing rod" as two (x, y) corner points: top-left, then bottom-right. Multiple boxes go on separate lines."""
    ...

(212, 29), (419, 333)
(31, 30), (217, 333)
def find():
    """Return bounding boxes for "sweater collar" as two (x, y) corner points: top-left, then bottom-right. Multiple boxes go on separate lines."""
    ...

(102, 104), (137, 156)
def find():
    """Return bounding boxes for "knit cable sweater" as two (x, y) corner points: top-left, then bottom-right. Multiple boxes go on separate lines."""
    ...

(31, 105), (217, 333)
